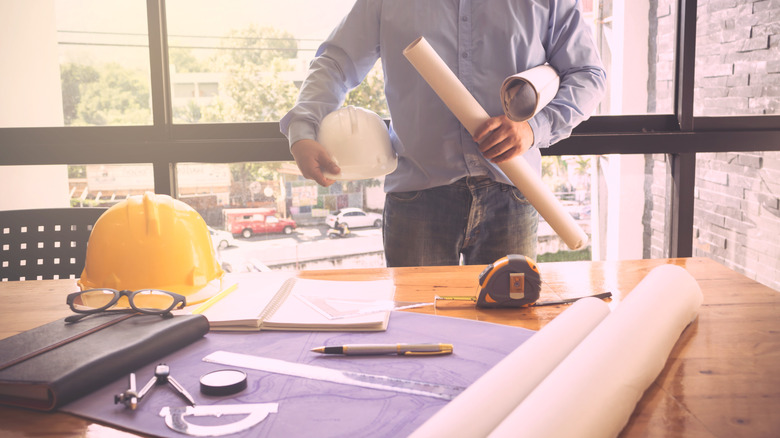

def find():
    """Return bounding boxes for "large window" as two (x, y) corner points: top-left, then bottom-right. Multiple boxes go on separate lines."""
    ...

(1, 1), (778, 288)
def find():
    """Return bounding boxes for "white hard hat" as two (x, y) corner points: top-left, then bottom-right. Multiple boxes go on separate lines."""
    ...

(317, 106), (397, 180)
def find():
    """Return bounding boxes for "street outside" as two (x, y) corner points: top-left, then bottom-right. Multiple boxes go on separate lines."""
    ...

(216, 224), (385, 272)
(215, 216), (589, 273)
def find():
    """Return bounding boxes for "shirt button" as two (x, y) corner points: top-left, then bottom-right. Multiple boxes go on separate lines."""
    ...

(462, 52), (469, 59)
(461, 16), (468, 22)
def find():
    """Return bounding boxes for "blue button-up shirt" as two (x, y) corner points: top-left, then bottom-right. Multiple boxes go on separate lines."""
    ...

(280, 0), (606, 192)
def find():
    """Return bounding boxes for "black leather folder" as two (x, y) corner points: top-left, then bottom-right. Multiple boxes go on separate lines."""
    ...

(0, 313), (209, 411)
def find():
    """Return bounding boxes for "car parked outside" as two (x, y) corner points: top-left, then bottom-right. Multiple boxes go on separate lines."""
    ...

(326, 208), (383, 229)
(208, 226), (237, 249)
(230, 214), (297, 238)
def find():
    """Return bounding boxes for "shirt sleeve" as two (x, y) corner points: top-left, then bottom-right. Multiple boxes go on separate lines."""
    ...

(531, 0), (607, 149)
(279, 0), (382, 147)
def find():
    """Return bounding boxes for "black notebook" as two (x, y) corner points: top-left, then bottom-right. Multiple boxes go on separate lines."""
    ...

(0, 313), (209, 411)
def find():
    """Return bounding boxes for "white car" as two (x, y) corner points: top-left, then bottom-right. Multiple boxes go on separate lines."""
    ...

(209, 226), (237, 249)
(326, 208), (383, 229)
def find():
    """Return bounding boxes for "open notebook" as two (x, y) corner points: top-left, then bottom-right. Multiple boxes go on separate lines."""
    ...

(191, 273), (396, 331)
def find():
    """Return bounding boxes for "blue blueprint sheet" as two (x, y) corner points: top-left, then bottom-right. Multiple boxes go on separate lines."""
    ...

(62, 311), (534, 437)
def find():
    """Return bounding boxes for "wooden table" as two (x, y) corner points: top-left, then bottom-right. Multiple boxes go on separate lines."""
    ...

(1, 257), (778, 437)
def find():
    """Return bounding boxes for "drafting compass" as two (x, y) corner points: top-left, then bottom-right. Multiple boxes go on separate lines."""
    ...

(115, 363), (196, 409)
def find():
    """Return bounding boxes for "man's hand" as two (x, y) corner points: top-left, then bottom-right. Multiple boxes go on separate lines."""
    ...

(472, 115), (535, 163)
(290, 139), (341, 187)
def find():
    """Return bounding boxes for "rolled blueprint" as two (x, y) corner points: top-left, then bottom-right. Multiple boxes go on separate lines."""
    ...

(409, 297), (610, 438)
(403, 37), (588, 250)
(501, 65), (560, 122)
(489, 264), (703, 438)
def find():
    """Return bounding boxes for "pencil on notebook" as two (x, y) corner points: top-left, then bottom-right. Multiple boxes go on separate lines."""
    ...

(191, 283), (239, 315)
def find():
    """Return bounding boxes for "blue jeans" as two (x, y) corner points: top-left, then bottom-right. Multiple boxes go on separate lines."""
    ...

(383, 176), (539, 267)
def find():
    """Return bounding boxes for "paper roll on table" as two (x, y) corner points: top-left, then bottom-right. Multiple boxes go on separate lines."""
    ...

(411, 264), (703, 438)
(409, 297), (610, 438)
(403, 36), (588, 250)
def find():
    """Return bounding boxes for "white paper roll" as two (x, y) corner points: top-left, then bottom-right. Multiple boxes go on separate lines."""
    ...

(488, 264), (703, 438)
(403, 37), (491, 134)
(500, 65), (560, 122)
(409, 297), (610, 438)
(403, 37), (588, 250)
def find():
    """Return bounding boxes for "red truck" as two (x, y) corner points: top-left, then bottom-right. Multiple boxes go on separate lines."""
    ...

(224, 208), (297, 238)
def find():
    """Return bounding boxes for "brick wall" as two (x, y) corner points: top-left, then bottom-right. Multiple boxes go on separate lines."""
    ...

(647, 0), (780, 290)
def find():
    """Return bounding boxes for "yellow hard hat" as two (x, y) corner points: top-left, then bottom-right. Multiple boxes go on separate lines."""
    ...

(78, 192), (224, 298)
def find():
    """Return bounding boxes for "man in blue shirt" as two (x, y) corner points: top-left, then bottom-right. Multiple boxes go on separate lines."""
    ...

(280, 0), (606, 267)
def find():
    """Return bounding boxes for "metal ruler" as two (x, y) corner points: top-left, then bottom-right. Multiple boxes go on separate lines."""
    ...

(203, 350), (465, 401)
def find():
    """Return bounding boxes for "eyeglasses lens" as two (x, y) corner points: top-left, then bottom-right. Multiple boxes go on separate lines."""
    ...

(133, 290), (176, 312)
(71, 289), (120, 311)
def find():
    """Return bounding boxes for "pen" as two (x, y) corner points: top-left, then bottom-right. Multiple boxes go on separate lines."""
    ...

(311, 343), (453, 356)
(191, 283), (238, 314)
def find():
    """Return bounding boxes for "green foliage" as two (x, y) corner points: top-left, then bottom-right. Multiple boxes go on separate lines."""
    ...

(574, 156), (591, 175)
(541, 156), (574, 192)
(537, 247), (592, 262)
(170, 48), (211, 73)
(174, 100), (203, 123)
(60, 63), (99, 125)
(64, 63), (151, 126)
(203, 26), (300, 123)
(231, 162), (281, 182)
(216, 25), (297, 70)
(345, 62), (389, 117)
(219, 69), (299, 122)
(68, 165), (86, 178)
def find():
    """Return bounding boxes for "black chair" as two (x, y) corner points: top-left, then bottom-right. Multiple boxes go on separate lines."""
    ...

(0, 208), (107, 281)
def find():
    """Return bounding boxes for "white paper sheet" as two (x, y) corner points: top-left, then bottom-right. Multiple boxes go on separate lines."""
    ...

(409, 297), (610, 438)
(411, 264), (703, 438)
(403, 37), (588, 250)
(489, 264), (703, 438)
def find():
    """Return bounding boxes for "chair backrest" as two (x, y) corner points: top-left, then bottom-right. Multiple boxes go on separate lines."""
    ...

(0, 208), (107, 281)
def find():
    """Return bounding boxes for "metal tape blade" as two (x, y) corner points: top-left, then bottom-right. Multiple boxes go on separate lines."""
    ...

(203, 350), (464, 400)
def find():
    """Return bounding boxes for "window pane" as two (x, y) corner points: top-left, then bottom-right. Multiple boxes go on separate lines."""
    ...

(176, 161), (386, 272)
(163, 1), (678, 121)
(56, 0), (154, 126)
(166, 0), (363, 124)
(1, 1), (154, 128)
(0, 165), (72, 209)
(178, 159), (598, 270)
(694, 0), (780, 116)
(537, 156), (595, 262)
(72, 164), (156, 205)
(589, 0), (678, 115)
(0, 164), (155, 210)
(693, 151), (780, 291)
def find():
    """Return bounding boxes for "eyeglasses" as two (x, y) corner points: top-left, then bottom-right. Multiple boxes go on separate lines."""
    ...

(65, 289), (186, 323)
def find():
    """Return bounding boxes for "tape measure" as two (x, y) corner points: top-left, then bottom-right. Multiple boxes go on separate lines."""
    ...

(476, 254), (542, 308)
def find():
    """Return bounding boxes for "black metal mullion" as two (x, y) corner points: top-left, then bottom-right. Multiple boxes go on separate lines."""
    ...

(668, 153), (696, 258)
(146, 0), (171, 131)
(146, 0), (176, 196)
(667, 0), (698, 258)
(153, 161), (177, 197)
(675, 0), (697, 132)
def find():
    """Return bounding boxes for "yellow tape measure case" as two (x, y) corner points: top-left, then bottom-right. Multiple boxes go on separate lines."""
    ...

(476, 255), (542, 308)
